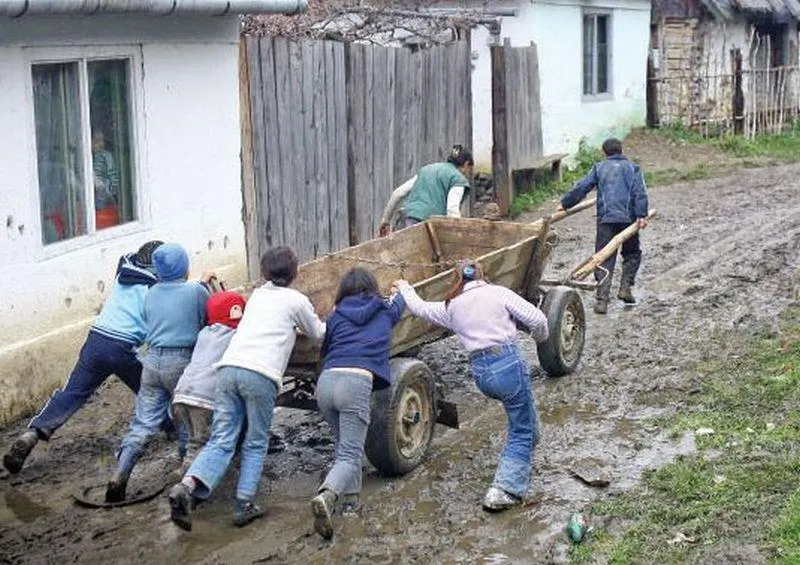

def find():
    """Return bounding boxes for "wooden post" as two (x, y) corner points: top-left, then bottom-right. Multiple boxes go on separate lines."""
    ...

(491, 39), (510, 216)
(732, 48), (744, 134)
(646, 51), (659, 127)
(239, 36), (260, 281)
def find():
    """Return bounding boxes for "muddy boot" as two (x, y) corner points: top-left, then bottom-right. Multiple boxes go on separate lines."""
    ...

(233, 498), (265, 528)
(105, 471), (130, 503)
(593, 299), (608, 314)
(311, 489), (337, 539)
(3, 430), (39, 474)
(482, 487), (522, 512)
(339, 494), (360, 517)
(617, 280), (636, 304)
(169, 483), (194, 531)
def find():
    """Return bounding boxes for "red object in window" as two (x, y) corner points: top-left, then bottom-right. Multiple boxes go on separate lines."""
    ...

(96, 205), (120, 230)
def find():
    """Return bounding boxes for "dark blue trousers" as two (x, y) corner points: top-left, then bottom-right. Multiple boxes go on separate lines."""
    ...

(28, 330), (142, 438)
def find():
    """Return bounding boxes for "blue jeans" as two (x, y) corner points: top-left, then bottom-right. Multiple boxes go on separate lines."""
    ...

(470, 343), (539, 498)
(186, 366), (278, 501)
(117, 347), (192, 476)
(315, 369), (372, 496)
(29, 330), (142, 438)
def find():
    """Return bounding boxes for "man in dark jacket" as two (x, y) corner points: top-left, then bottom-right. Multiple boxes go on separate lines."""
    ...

(558, 138), (649, 314)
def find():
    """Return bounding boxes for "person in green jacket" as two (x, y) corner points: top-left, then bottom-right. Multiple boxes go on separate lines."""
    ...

(378, 145), (474, 237)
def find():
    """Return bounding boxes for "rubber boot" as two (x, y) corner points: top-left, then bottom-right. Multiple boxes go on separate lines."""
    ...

(3, 429), (39, 474)
(105, 470), (130, 503)
(617, 279), (636, 304)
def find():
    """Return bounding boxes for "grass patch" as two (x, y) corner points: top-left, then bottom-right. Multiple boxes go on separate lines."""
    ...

(510, 140), (601, 217)
(570, 306), (800, 564)
(657, 121), (800, 161)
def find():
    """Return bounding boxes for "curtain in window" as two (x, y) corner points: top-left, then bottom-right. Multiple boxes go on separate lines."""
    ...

(32, 63), (86, 244)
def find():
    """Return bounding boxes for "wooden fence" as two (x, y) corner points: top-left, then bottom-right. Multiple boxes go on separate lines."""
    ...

(650, 34), (800, 138)
(240, 36), (472, 276)
(490, 40), (543, 215)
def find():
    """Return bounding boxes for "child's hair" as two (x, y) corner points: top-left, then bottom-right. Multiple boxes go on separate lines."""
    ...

(261, 246), (298, 287)
(446, 144), (474, 168)
(207, 291), (247, 329)
(335, 267), (380, 304)
(602, 138), (623, 156)
(135, 240), (163, 267)
(445, 259), (485, 305)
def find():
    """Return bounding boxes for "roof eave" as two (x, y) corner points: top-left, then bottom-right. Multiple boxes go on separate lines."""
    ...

(0, 0), (308, 18)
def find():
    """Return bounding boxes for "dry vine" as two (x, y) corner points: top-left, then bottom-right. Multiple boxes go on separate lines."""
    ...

(241, 0), (502, 44)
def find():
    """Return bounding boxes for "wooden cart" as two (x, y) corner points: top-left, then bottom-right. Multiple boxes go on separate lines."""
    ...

(272, 199), (651, 476)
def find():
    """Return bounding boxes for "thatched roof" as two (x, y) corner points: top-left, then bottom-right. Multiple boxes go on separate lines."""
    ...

(701, 0), (800, 21)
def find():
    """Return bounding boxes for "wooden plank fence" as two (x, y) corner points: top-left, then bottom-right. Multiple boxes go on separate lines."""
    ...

(490, 40), (543, 215)
(241, 36), (472, 276)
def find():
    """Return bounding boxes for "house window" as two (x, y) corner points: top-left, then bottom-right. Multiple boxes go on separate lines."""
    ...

(32, 58), (136, 245)
(583, 13), (611, 97)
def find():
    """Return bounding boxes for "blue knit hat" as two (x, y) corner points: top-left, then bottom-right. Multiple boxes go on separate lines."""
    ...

(153, 243), (190, 282)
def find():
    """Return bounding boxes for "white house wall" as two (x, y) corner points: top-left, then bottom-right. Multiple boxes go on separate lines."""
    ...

(0, 16), (247, 423)
(470, 0), (651, 168)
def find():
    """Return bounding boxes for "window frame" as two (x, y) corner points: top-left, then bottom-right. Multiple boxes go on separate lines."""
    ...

(23, 45), (149, 259)
(582, 10), (614, 102)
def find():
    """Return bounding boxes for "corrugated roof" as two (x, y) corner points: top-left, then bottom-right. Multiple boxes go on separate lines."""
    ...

(0, 0), (307, 17)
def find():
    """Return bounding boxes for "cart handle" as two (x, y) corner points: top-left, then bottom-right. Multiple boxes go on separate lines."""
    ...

(547, 197), (597, 224)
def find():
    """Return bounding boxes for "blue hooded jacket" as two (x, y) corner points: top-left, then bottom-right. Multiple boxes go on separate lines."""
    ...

(561, 154), (649, 224)
(321, 293), (406, 389)
(92, 252), (159, 345)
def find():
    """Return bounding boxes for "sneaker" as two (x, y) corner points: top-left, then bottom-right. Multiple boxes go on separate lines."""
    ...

(310, 489), (337, 539)
(233, 498), (265, 528)
(169, 483), (194, 531)
(105, 471), (129, 503)
(482, 487), (522, 512)
(593, 300), (608, 314)
(3, 430), (39, 474)
(617, 284), (636, 304)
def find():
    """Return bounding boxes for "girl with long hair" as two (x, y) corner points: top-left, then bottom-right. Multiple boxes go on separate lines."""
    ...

(310, 267), (406, 539)
(394, 260), (548, 511)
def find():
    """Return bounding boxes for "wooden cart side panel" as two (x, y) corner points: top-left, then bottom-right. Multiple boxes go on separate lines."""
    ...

(293, 222), (438, 317)
(429, 217), (544, 261)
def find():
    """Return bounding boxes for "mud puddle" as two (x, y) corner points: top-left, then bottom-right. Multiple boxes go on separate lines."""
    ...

(1, 165), (799, 563)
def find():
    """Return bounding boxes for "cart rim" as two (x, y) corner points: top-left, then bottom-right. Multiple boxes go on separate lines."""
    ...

(395, 380), (432, 459)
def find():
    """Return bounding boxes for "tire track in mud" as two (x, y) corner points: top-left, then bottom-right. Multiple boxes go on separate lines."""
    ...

(0, 166), (799, 564)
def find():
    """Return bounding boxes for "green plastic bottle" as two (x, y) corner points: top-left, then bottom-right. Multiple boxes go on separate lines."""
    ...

(567, 513), (588, 543)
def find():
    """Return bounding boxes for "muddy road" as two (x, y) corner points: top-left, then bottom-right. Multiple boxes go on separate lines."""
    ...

(1, 165), (799, 564)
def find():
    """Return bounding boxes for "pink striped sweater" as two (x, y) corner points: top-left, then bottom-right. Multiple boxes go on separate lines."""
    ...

(397, 280), (549, 352)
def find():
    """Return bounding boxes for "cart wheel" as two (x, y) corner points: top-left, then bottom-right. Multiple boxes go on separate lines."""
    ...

(365, 358), (437, 476)
(537, 286), (586, 377)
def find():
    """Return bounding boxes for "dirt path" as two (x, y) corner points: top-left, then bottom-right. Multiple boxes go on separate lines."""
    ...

(1, 165), (799, 565)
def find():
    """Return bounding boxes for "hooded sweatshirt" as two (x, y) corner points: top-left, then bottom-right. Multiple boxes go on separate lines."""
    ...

(173, 324), (236, 411)
(92, 252), (159, 345)
(321, 293), (406, 389)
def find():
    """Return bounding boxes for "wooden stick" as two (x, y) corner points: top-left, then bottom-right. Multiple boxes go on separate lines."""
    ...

(568, 209), (658, 281)
(547, 197), (597, 223)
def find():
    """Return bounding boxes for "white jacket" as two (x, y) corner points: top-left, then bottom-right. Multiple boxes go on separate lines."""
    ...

(216, 282), (325, 388)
